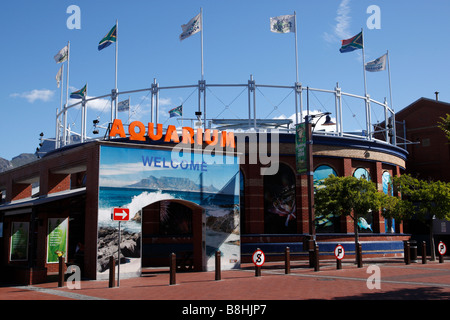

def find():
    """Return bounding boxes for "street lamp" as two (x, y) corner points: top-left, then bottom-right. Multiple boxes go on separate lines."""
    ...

(303, 87), (335, 266)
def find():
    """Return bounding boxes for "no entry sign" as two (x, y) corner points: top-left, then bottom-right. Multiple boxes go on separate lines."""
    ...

(334, 244), (345, 260)
(438, 242), (447, 256)
(252, 249), (265, 267)
(112, 208), (130, 221)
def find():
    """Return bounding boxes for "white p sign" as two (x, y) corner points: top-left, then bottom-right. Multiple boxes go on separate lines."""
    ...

(334, 244), (345, 260)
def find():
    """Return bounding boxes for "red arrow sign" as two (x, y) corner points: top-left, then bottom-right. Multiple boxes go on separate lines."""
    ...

(112, 208), (130, 221)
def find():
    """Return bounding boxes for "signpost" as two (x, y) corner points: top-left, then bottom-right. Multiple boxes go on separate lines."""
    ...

(252, 249), (265, 277)
(334, 244), (345, 270)
(111, 208), (130, 286)
(438, 241), (446, 263)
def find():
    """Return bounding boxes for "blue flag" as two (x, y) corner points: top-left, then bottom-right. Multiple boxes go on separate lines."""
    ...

(339, 32), (363, 53)
(169, 105), (183, 118)
(98, 25), (117, 51)
(70, 84), (87, 99)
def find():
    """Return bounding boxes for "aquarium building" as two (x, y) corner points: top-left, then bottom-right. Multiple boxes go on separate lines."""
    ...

(0, 80), (410, 284)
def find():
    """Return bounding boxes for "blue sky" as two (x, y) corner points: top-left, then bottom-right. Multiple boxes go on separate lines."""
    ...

(1, 0), (449, 160)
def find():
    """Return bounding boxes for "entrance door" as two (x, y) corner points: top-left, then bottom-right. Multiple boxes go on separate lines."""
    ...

(141, 200), (204, 271)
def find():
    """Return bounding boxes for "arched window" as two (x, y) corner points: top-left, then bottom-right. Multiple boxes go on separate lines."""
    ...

(313, 165), (340, 233)
(353, 168), (371, 181)
(264, 163), (296, 234)
(314, 165), (337, 192)
(382, 171), (395, 233)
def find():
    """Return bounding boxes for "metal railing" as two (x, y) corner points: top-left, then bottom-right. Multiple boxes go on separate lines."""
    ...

(54, 75), (396, 149)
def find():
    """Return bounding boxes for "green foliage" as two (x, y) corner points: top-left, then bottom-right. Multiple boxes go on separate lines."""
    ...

(392, 174), (450, 222)
(314, 176), (382, 222)
(438, 113), (450, 141)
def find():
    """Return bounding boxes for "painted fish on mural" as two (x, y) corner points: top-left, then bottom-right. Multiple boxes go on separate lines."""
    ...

(358, 217), (372, 231)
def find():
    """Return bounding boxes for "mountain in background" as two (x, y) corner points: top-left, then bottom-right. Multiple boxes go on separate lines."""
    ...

(127, 175), (218, 193)
(0, 153), (38, 173)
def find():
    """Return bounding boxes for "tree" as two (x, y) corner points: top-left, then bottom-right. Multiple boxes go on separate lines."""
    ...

(392, 174), (450, 260)
(438, 113), (450, 141)
(314, 176), (383, 260)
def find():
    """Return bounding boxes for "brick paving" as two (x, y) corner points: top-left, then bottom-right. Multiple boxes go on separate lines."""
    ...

(1, 257), (449, 307)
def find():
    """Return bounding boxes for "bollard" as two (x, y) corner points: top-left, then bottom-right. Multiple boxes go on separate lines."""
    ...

(285, 247), (291, 274)
(109, 256), (115, 288)
(410, 240), (418, 263)
(170, 253), (176, 285)
(404, 241), (410, 265)
(336, 257), (342, 270)
(356, 243), (363, 268)
(215, 250), (221, 281)
(314, 245), (320, 272)
(439, 253), (444, 264)
(422, 241), (427, 264)
(58, 255), (64, 287)
(255, 265), (261, 277)
(308, 240), (316, 268)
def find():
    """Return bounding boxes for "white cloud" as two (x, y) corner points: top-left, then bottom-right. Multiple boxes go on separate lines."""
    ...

(323, 0), (352, 43)
(275, 110), (337, 132)
(10, 89), (55, 103)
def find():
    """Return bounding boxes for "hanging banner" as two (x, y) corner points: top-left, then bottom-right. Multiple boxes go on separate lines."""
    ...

(10, 222), (29, 261)
(47, 218), (69, 263)
(295, 123), (307, 174)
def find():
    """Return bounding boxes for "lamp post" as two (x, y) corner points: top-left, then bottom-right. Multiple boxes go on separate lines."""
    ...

(302, 87), (335, 259)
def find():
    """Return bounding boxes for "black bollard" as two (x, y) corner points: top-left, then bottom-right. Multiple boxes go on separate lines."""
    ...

(308, 240), (316, 268)
(404, 241), (410, 265)
(109, 256), (115, 288)
(422, 241), (427, 264)
(336, 257), (342, 270)
(314, 245), (320, 272)
(255, 265), (261, 277)
(439, 253), (444, 264)
(58, 255), (64, 288)
(170, 253), (176, 285)
(215, 250), (221, 281)
(357, 243), (363, 268)
(285, 247), (291, 274)
(410, 240), (418, 263)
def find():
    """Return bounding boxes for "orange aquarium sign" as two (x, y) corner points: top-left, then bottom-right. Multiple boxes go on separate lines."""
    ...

(109, 119), (235, 149)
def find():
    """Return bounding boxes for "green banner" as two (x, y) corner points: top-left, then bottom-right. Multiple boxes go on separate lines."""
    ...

(10, 222), (29, 261)
(295, 123), (307, 174)
(47, 218), (68, 263)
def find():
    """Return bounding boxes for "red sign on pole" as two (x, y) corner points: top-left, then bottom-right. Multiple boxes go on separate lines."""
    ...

(112, 208), (130, 221)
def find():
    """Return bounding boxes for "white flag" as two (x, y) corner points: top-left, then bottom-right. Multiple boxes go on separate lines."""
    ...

(365, 53), (387, 72)
(118, 98), (130, 112)
(54, 45), (68, 63)
(56, 65), (63, 88)
(270, 15), (295, 33)
(180, 13), (201, 41)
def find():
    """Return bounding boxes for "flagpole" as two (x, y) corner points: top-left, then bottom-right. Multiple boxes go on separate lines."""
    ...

(63, 41), (70, 146)
(81, 83), (87, 143)
(361, 28), (370, 139)
(294, 11), (299, 84)
(386, 50), (396, 145)
(361, 28), (367, 96)
(200, 8), (204, 81)
(115, 19), (119, 120)
(57, 64), (64, 149)
(387, 50), (393, 110)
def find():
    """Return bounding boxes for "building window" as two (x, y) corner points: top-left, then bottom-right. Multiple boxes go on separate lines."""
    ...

(314, 165), (340, 233)
(263, 163), (296, 234)
(353, 168), (371, 181)
(382, 171), (395, 233)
